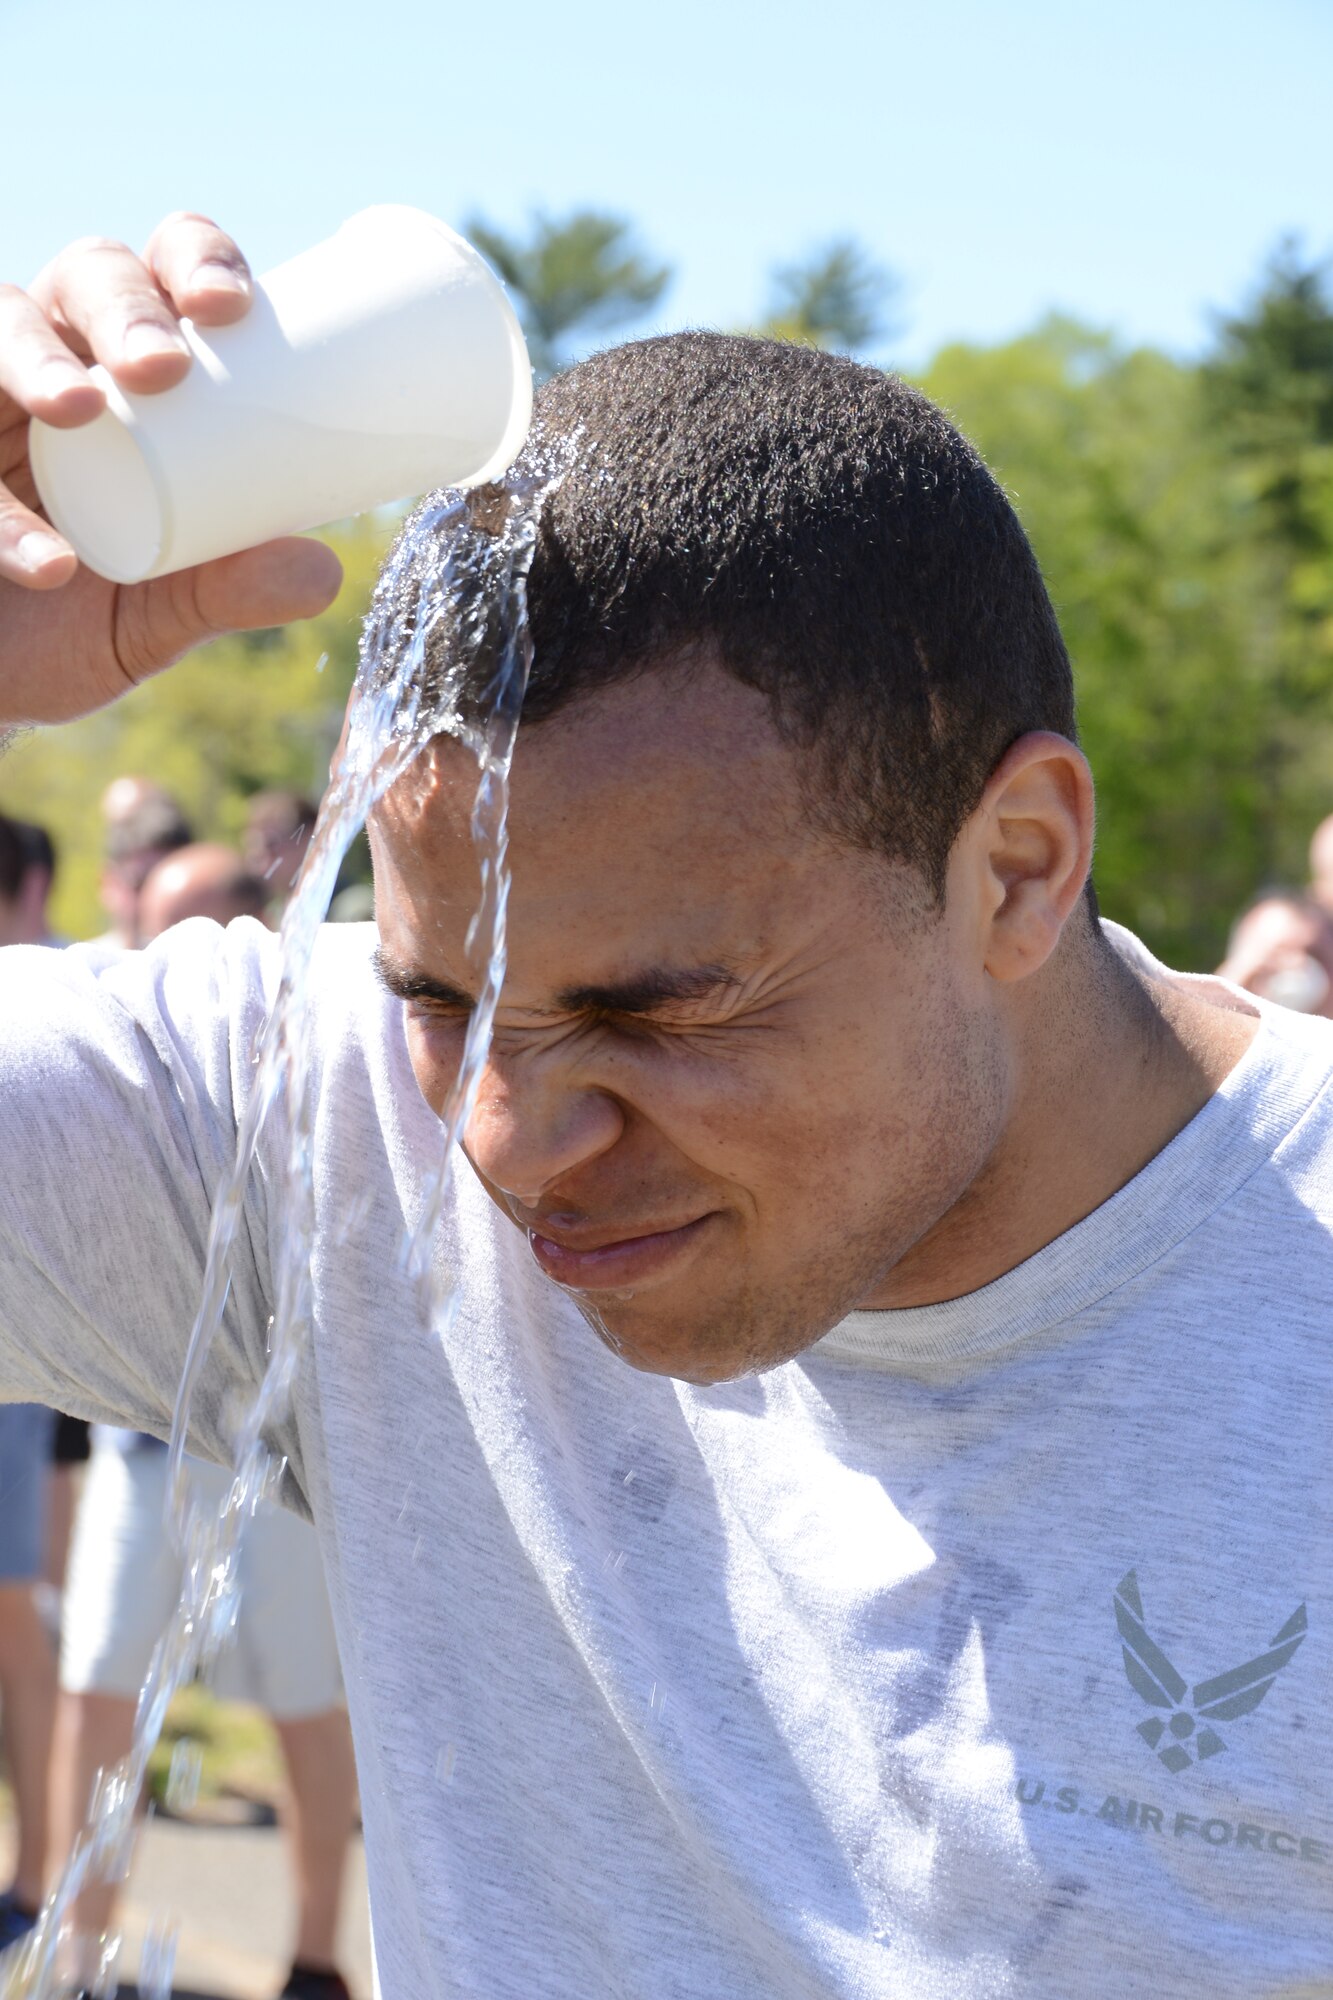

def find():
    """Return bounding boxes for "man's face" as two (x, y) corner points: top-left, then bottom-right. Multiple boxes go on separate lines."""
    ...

(371, 665), (1010, 1383)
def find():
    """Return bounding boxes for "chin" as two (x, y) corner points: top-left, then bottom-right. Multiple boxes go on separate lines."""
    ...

(572, 1297), (820, 1387)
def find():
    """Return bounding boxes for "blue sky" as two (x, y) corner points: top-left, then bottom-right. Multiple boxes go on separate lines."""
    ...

(5, 0), (1330, 369)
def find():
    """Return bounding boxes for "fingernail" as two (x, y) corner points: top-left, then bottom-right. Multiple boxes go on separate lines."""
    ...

(123, 321), (189, 362)
(192, 261), (250, 295)
(18, 530), (71, 572)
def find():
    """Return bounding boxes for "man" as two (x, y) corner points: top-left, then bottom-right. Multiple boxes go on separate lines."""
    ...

(50, 840), (358, 2000)
(0, 814), (60, 1950)
(0, 217), (1328, 1997)
(0, 813), (58, 946)
(97, 789), (192, 948)
(0, 1399), (55, 1952)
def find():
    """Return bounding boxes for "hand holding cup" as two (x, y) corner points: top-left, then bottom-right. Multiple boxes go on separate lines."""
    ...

(0, 212), (343, 727)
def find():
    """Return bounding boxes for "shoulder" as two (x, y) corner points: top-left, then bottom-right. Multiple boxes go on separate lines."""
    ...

(0, 917), (397, 1121)
(1249, 1002), (1333, 1198)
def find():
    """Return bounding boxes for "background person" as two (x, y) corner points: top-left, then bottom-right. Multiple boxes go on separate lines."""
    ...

(1216, 887), (1333, 1015)
(0, 815), (60, 946)
(0, 813), (39, 947)
(136, 840), (269, 936)
(51, 843), (358, 2000)
(96, 788), (192, 949)
(0, 814), (86, 1610)
(43, 1414), (89, 1615)
(0, 1400), (56, 1950)
(243, 790), (318, 910)
(52, 1435), (358, 2000)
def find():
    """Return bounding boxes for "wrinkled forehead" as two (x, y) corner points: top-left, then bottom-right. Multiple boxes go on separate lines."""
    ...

(373, 665), (810, 873)
(367, 665), (889, 985)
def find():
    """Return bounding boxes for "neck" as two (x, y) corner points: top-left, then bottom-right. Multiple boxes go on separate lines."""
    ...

(864, 926), (1260, 1311)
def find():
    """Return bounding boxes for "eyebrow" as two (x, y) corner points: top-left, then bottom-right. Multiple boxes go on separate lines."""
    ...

(372, 949), (474, 1011)
(372, 946), (742, 1018)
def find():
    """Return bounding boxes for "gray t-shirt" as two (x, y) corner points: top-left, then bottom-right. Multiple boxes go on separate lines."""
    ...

(1, 919), (1329, 1998)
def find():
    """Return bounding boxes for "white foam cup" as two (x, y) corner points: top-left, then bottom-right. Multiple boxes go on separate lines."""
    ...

(29, 206), (533, 585)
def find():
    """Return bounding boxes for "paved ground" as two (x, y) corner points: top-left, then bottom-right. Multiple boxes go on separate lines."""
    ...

(1, 1810), (373, 1999)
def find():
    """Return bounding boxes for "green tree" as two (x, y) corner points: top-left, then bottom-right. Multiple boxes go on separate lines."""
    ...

(1200, 240), (1333, 873)
(761, 238), (900, 353)
(1205, 238), (1333, 472)
(921, 315), (1333, 967)
(464, 210), (672, 379)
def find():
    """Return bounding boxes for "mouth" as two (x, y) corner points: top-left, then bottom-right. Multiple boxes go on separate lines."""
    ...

(526, 1213), (716, 1291)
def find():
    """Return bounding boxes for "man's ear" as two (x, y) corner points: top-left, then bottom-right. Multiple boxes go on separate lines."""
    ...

(969, 732), (1095, 984)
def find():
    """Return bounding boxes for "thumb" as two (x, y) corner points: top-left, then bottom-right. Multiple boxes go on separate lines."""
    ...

(115, 536), (345, 683)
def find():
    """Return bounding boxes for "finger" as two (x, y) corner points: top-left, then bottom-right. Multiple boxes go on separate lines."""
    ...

(145, 211), (253, 328)
(0, 481), (77, 588)
(0, 284), (106, 428)
(29, 237), (192, 395)
(192, 536), (344, 630)
(112, 537), (344, 687)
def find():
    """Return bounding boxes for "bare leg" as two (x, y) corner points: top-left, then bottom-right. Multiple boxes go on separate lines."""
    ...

(273, 1707), (358, 1971)
(47, 1689), (137, 1967)
(0, 1582), (56, 1907)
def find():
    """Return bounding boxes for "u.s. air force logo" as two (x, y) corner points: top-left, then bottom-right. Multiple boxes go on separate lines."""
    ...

(1114, 1569), (1307, 1774)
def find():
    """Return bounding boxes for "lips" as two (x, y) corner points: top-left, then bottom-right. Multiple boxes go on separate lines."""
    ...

(526, 1213), (715, 1290)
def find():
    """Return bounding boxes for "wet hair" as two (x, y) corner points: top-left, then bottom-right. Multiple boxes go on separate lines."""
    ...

(396, 333), (1080, 903)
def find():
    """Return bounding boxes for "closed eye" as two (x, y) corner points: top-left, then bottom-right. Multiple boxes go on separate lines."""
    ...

(373, 945), (474, 1013)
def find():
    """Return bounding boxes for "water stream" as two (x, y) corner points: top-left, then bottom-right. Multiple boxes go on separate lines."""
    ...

(6, 453), (560, 1999)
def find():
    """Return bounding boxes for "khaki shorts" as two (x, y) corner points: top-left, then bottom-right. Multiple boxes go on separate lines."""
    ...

(60, 1443), (343, 1719)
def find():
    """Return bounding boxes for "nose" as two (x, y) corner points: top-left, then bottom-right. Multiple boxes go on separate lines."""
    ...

(463, 1044), (626, 1206)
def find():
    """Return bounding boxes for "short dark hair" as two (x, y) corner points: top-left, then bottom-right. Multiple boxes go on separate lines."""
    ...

(394, 333), (1078, 901)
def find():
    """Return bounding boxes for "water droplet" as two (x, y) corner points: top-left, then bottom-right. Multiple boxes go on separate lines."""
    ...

(166, 1737), (202, 1815)
(89, 1930), (123, 1999)
(138, 1914), (178, 2000)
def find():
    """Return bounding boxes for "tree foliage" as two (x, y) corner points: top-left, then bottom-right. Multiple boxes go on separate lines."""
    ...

(761, 238), (901, 353)
(921, 255), (1333, 965)
(465, 210), (672, 379)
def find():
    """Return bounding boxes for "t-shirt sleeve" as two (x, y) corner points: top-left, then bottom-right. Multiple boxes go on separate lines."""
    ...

(0, 920), (285, 1480)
